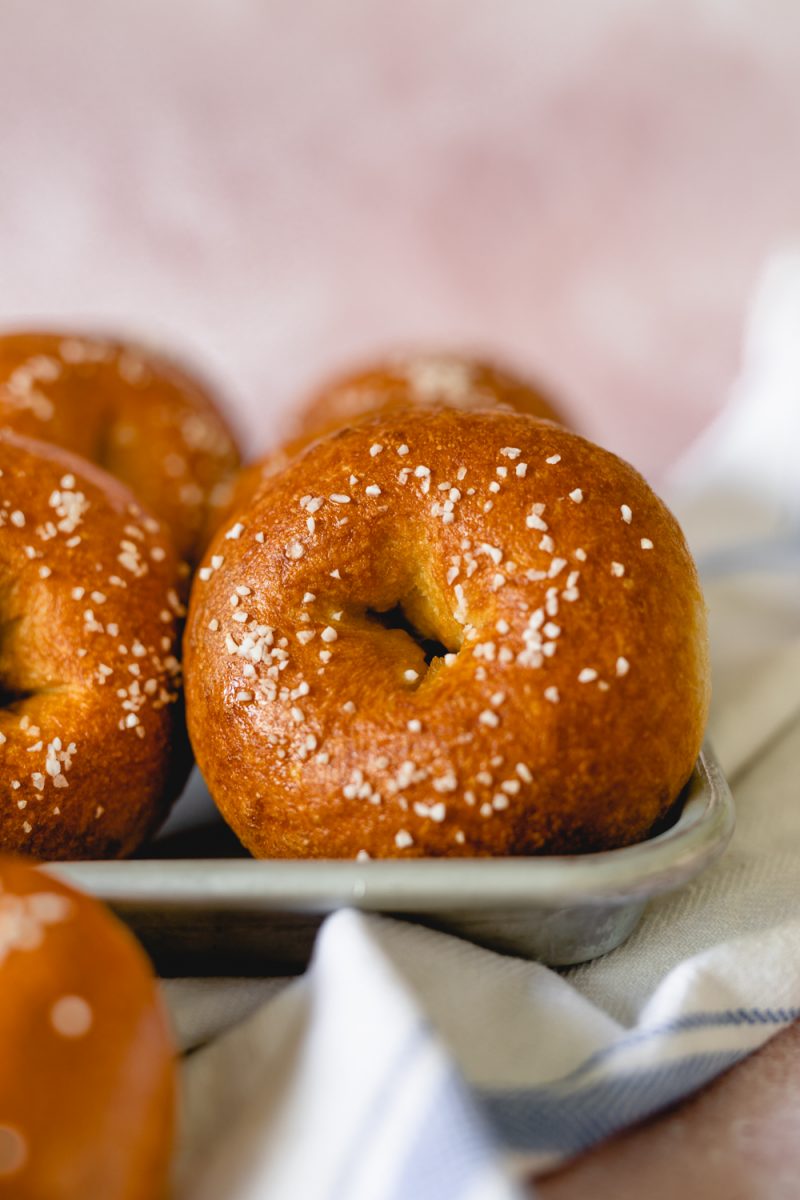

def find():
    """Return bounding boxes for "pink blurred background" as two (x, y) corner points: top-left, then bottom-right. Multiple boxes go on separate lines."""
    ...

(2, 0), (799, 478)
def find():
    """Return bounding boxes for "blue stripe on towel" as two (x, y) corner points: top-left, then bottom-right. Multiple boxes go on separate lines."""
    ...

(327, 1006), (799, 1194)
(477, 1007), (799, 1156)
(550, 1006), (800, 1087)
(479, 1049), (746, 1153)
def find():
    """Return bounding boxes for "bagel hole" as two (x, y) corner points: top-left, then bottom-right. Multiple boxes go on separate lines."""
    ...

(0, 684), (32, 710)
(365, 603), (450, 667)
(0, 617), (38, 708)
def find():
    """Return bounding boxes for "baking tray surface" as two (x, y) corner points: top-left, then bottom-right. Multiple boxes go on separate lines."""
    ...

(49, 743), (734, 973)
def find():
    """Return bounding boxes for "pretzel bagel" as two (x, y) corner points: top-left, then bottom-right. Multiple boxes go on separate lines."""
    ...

(0, 332), (240, 562)
(0, 857), (174, 1199)
(186, 407), (709, 858)
(231, 353), (563, 514)
(0, 431), (190, 859)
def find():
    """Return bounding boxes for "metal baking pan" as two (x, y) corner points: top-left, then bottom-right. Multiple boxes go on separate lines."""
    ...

(48, 742), (734, 974)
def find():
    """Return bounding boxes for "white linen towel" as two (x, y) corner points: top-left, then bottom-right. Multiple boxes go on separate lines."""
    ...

(170, 250), (800, 1199)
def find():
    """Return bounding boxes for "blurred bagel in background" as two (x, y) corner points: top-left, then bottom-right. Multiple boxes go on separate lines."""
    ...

(0, 331), (241, 564)
(229, 352), (565, 517)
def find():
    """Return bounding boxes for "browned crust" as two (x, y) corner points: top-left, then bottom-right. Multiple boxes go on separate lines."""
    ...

(0, 857), (175, 1199)
(186, 407), (709, 859)
(0, 331), (241, 563)
(0, 431), (191, 859)
(229, 352), (565, 517)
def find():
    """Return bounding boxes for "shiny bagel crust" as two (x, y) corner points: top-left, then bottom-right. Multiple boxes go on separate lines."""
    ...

(230, 353), (564, 515)
(0, 431), (190, 859)
(0, 331), (241, 562)
(0, 857), (175, 1199)
(185, 408), (709, 858)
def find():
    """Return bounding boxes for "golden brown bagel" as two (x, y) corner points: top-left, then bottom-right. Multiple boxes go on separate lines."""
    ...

(230, 353), (564, 515)
(185, 407), (709, 858)
(0, 431), (190, 859)
(0, 331), (240, 563)
(0, 857), (174, 1199)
